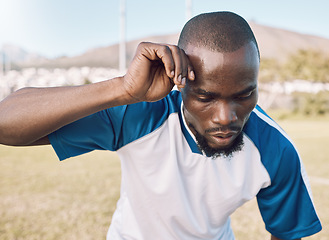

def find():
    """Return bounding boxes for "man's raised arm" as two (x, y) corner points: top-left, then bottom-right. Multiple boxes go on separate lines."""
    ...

(0, 42), (194, 146)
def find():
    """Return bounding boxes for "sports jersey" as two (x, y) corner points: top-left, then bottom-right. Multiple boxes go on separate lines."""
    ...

(49, 90), (322, 240)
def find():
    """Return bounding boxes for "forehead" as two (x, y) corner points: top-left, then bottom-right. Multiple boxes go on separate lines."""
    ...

(185, 42), (259, 92)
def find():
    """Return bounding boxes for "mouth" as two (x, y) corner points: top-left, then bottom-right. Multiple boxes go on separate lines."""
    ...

(208, 131), (239, 148)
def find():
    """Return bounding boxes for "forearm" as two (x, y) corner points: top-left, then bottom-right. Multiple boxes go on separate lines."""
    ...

(0, 42), (194, 146)
(0, 76), (133, 145)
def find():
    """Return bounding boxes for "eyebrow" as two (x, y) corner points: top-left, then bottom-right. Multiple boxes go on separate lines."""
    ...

(232, 84), (258, 97)
(194, 84), (257, 98)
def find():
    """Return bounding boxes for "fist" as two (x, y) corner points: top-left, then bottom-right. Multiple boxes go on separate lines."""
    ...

(123, 42), (195, 102)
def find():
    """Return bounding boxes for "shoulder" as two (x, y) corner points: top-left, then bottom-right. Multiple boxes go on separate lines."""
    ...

(247, 107), (322, 239)
(105, 90), (181, 118)
(244, 105), (294, 155)
(103, 90), (182, 148)
(244, 105), (300, 180)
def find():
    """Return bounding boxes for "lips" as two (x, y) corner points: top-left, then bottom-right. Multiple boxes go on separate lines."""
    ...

(208, 131), (239, 148)
(212, 131), (237, 138)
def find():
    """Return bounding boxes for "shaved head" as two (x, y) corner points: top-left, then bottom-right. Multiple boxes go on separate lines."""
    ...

(178, 11), (259, 58)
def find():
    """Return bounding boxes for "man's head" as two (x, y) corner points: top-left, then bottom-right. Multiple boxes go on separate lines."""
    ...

(178, 11), (260, 58)
(178, 11), (260, 158)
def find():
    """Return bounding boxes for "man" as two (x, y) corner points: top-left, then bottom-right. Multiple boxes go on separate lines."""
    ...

(0, 11), (322, 240)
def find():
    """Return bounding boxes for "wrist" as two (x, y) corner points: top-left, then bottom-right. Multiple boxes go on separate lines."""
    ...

(100, 76), (139, 109)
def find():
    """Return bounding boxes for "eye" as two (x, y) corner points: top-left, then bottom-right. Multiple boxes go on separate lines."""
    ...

(236, 90), (254, 100)
(196, 95), (213, 102)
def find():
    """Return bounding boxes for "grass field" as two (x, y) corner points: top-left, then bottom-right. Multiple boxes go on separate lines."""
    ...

(0, 118), (328, 239)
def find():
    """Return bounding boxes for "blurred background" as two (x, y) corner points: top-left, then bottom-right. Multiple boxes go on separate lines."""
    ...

(1, 0), (329, 117)
(0, 0), (328, 239)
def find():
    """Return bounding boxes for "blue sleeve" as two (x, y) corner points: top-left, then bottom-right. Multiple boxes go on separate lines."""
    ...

(256, 142), (322, 239)
(49, 106), (126, 160)
(244, 107), (321, 239)
(49, 91), (181, 161)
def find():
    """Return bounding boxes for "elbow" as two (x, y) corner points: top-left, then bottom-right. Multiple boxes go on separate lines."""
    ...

(0, 129), (29, 146)
(0, 122), (50, 146)
(0, 117), (35, 146)
(0, 88), (35, 146)
(0, 133), (40, 146)
(0, 129), (50, 146)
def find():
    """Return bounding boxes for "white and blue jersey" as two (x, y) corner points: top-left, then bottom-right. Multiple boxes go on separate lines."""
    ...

(49, 90), (321, 240)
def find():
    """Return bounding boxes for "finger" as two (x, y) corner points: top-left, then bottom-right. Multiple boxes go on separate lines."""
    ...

(137, 42), (175, 79)
(138, 42), (194, 85)
(188, 65), (195, 81)
(169, 45), (196, 87)
(166, 45), (188, 87)
(178, 48), (189, 87)
(152, 44), (176, 79)
(182, 49), (195, 82)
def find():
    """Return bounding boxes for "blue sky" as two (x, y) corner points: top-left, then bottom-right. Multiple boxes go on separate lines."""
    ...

(0, 0), (328, 58)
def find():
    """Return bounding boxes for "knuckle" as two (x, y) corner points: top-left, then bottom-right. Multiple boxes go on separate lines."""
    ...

(161, 45), (171, 54)
(138, 41), (149, 47)
(137, 42), (146, 49)
(137, 42), (153, 52)
(169, 45), (180, 54)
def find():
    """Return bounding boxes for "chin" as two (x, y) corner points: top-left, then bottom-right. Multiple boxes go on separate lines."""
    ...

(197, 132), (245, 159)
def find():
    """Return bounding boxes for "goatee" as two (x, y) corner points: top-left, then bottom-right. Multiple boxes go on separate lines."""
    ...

(189, 124), (245, 159)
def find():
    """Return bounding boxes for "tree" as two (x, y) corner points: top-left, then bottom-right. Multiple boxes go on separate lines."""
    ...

(283, 49), (329, 83)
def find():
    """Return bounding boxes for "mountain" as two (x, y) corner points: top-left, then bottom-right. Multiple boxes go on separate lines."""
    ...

(18, 33), (180, 69)
(14, 22), (329, 69)
(249, 22), (329, 61)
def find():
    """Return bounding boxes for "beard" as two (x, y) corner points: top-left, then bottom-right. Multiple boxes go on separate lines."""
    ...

(189, 124), (245, 159)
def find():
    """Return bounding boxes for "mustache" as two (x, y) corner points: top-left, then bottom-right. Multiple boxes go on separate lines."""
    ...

(204, 126), (241, 134)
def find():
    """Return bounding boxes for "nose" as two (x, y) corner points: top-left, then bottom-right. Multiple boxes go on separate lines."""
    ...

(211, 101), (238, 126)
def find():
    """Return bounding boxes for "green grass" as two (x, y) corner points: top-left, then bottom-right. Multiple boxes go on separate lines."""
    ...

(0, 146), (121, 239)
(0, 118), (328, 239)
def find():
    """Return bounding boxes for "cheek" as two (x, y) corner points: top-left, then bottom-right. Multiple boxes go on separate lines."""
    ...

(183, 98), (211, 128)
(237, 93), (258, 122)
(185, 101), (208, 121)
(248, 91), (258, 112)
(182, 84), (212, 118)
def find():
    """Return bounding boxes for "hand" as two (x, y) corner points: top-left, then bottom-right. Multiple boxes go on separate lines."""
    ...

(123, 42), (195, 102)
